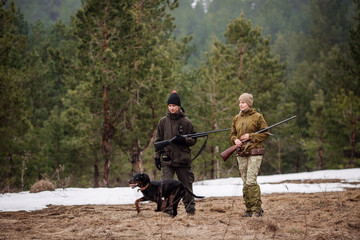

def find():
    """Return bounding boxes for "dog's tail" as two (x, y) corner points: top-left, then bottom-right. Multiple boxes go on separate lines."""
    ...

(185, 187), (204, 198)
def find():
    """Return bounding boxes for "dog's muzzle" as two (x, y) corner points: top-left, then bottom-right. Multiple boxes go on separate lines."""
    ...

(128, 180), (139, 189)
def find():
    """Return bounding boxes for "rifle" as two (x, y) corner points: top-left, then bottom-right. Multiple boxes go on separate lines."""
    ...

(154, 128), (231, 152)
(220, 115), (296, 162)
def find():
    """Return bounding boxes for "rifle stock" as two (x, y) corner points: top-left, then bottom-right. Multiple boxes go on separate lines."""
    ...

(220, 115), (296, 162)
(220, 145), (237, 162)
(154, 136), (176, 152)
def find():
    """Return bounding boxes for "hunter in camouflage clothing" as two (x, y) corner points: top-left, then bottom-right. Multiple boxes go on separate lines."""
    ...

(230, 93), (269, 217)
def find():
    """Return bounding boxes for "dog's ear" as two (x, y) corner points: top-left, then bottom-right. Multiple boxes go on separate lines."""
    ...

(133, 173), (141, 180)
(142, 173), (150, 184)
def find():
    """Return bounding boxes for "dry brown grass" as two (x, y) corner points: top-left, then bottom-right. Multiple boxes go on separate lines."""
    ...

(29, 180), (55, 193)
(0, 188), (359, 240)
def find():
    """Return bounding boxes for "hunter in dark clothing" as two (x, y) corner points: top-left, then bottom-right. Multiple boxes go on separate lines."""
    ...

(154, 91), (197, 215)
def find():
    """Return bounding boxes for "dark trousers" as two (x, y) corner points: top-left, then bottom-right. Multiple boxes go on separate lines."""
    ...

(162, 165), (195, 213)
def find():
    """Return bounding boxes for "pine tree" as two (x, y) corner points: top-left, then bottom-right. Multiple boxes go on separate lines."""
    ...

(304, 90), (326, 170)
(73, 0), (187, 186)
(0, 1), (30, 190)
(326, 91), (360, 167)
(194, 14), (285, 178)
(349, 0), (360, 96)
(223, 14), (284, 113)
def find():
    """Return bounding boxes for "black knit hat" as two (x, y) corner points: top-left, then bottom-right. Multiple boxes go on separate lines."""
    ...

(167, 91), (181, 106)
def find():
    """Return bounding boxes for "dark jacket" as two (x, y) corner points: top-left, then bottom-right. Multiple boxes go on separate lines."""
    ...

(230, 108), (269, 152)
(154, 109), (196, 166)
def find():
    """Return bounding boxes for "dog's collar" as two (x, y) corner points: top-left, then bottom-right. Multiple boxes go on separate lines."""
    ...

(137, 183), (149, 192)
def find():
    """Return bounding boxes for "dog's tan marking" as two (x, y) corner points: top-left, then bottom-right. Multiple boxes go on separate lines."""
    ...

(137, 183), (149, 192)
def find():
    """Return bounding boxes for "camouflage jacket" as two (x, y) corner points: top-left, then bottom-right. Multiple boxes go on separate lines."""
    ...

(230, 108), (269, 152)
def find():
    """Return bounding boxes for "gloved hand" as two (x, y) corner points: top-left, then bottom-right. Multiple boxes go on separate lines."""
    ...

(173, 135), (187, 145)
(154, 158), (161, 170)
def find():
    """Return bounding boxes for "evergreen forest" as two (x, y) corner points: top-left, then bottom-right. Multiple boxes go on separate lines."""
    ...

(1, 0), (359, 192)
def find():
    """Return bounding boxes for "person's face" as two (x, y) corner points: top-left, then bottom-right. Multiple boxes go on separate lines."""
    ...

(168, 104), (180, 114)
(238, 100), (250, 112)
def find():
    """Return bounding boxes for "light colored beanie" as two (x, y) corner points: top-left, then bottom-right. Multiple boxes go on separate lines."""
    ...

(238, 93), (253, 107)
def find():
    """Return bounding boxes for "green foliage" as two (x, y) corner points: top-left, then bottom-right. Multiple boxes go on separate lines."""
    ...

(191, 14), (285, 178)
(303, 90), (326, 170)
(308, 0), (354, 59)
(71, 0), (189, 185)
(327, 90), (360, 167)
(1, 0), (359, 191)
(0, 1), (30, 190)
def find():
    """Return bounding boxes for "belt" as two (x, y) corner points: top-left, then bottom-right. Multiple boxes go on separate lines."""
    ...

(237, 151), (251, 157)
(237, 148), (265, 157)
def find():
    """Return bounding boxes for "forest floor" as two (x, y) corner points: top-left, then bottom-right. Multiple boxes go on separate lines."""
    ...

(0, 188), (359, 240)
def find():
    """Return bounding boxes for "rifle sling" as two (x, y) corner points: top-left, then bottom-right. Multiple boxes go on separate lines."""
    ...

(191, 135), (208, 162)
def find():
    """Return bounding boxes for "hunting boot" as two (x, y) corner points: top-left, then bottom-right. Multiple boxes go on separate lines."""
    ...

(242, 185), (253, 217)
(248, 184), (263, 217)
(184, 197), (196, 215)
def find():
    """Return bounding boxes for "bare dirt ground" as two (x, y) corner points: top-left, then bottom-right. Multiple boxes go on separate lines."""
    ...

(1, 188), (359, 240)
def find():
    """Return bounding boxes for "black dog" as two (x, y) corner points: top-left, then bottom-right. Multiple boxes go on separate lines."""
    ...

(128, 173), (204, 217)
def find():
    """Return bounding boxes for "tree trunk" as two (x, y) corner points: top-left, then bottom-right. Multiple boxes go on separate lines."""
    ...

(138, 149), (144, 173)
(8, 153), (13, 191)
(349, 119), (356, 167)
(56, 137), (60, 167)
(204, 160), (207, 179)
(94, 164), (99, 188)
(129, 105), (157, 175)
(103, 154), (111, 187)
(209, 64), (217, 179)
(210, 145), (215, 179)
(318, 145), (323, 170)
(21, 151), (30, 191)
(277, 148), (281, 174)
(216, 146), (220, 179)
(134, 0), (143, 71)
(131, 138), (144, 174)
(237, 46), (245, 80)
(131, 152), (137, 176)
(102, 86), (113, 187)
(296, 156), (300, 173)
(318, 128), (324, 170)
(276, 139), (282, 174)
(101, 9), (112, 187)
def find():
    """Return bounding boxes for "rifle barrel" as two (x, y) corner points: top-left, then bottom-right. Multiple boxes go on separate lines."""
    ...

(188, 128), (231, 138)
(255, 115), (296, 134)
(154, 128), (231, 152)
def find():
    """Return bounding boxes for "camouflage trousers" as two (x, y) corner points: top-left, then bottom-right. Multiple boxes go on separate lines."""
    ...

(237, 155), (263, 214)
(162, 165), (195, 213)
